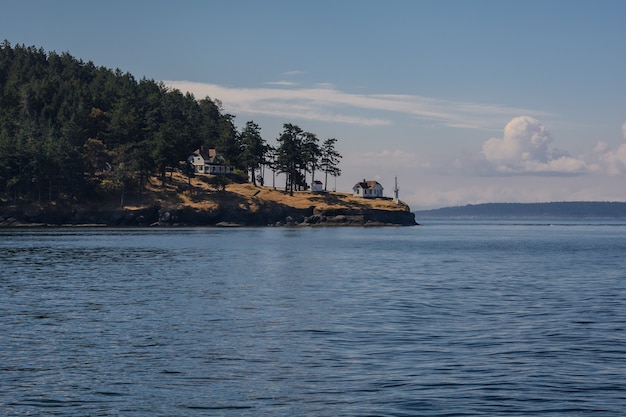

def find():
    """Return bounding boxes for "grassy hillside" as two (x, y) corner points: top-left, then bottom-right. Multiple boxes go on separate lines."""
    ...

(1, 172), (417, 226)
(134, 172), (411, 213)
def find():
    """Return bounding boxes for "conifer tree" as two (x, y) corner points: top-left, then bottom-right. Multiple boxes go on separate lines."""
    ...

(240, 121), (267, 186)
(275, 123), (304, 195)
(320, 137), (342, 191)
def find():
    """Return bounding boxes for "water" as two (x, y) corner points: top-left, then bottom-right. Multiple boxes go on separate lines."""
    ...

(1, 222), (625, 416)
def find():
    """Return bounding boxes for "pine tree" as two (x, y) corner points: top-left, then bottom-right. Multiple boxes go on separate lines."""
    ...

(320, 138), (342, 191)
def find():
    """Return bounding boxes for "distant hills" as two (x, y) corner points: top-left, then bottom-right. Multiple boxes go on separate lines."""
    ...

(414, 202), (626, 219)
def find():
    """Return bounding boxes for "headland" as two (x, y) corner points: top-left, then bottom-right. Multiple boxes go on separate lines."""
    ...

(0, 173), (417, 227)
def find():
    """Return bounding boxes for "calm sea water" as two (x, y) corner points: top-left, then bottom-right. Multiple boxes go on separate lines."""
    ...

(1, 221), (625, 416)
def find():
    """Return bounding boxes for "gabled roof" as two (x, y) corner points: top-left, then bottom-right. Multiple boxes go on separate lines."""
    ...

(353, 180), (383, 189)
(192, 148), (225, 165)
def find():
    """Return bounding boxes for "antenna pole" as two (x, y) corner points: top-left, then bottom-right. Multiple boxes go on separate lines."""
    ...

(393, 176), (399, 204)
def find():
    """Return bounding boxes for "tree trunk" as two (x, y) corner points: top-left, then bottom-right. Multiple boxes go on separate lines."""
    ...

(120, 183), (125, 207)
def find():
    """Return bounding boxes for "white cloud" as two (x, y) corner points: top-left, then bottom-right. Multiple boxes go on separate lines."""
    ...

(163, 80), (548, 130)
(593, 141), (609, 153)
(264, 80), (298, 86)
(594, 136), (626, 176)
(315, 82), (335, 89)
(480, 116), (588, 175)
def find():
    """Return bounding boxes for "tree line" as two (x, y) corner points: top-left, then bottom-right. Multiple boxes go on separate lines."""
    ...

(0, 41), (341, 204)
(414, 202), (626, 219)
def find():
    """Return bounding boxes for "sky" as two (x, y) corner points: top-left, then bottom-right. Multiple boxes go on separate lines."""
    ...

(2, 0), (626, 209)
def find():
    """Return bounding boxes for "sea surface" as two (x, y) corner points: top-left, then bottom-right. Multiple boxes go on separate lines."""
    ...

(1, 221), (625, 416)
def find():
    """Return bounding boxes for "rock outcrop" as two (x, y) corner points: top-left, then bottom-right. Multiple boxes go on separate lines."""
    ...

(302, 207), (417, 226)
(0, 202), (417, 227)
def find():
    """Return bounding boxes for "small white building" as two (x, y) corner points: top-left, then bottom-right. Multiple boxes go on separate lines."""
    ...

(311, 180), (324, 193)
(188, 148), (234, 175)
(353, 179), (384, 198)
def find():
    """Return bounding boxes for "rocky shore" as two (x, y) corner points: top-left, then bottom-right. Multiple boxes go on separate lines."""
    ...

(0, 202), (417, 227)
(0, 175), (417, 228)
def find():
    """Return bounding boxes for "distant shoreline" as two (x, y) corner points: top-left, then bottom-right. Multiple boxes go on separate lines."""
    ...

(414, 202), (626, 219)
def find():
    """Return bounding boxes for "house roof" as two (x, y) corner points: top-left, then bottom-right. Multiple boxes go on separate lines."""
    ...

(353, 180), (382, 189)
(192, 148), (225, 165)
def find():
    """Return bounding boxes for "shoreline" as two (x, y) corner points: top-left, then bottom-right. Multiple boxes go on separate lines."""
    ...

(0, 204), (418, 228)
(0, 174), (417, 228)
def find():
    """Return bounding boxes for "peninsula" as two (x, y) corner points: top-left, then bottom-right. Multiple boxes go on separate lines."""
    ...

(0, 172), (417, 227)
(0, 43), (416, 227)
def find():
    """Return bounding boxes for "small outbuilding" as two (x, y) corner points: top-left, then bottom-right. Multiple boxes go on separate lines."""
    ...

(311, 180), (324, 193)
(353, 179), (384, 198)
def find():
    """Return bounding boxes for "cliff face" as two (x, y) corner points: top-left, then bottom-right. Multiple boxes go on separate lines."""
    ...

(0, 202), (417, 227)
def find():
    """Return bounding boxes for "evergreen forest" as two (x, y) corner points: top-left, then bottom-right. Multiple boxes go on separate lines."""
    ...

(0, 42), (342, 205)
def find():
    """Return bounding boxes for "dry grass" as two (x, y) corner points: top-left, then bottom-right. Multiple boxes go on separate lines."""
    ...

(129, 172), (410, 212)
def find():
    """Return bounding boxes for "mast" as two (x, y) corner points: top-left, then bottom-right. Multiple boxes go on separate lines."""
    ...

(393, 175), (399, 204)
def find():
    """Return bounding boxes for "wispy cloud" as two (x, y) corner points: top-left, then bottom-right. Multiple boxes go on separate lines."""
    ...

(163, 80), (549, 129)
(264, 80), (299, 87)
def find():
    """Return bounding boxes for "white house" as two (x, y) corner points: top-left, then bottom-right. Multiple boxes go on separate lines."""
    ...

(188, 148), (234, 175)
(353, 179), (384, 198)
(311, 180), (324, 193)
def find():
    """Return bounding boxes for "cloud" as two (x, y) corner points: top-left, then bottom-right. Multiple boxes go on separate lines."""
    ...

(480, 116), (588, 175)
(593, 124), (626, 175)
(163, 80), (548, 129)
(264, 80), (298, 86)
(593, 141), (609, 153)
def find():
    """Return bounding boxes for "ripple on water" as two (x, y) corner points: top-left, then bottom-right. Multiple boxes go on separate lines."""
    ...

(1, 225), (625, 416)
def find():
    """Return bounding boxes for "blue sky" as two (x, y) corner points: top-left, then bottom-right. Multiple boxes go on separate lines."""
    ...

(3, 0), (626, 208)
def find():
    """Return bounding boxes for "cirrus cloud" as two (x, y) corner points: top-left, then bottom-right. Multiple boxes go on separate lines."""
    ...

(163, 80), (549, 130)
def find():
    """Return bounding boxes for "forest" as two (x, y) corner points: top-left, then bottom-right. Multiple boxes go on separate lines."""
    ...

(0, 41), (341, 204)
